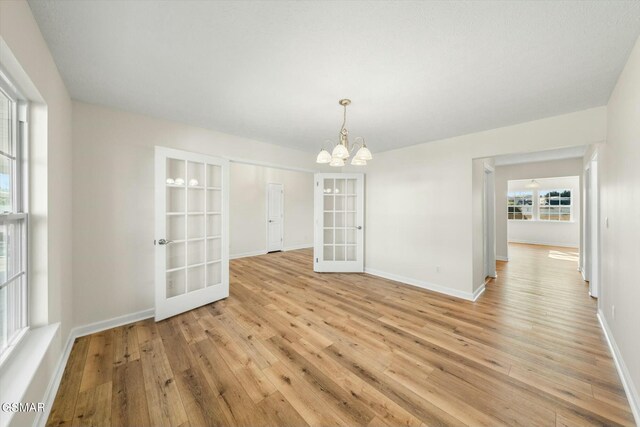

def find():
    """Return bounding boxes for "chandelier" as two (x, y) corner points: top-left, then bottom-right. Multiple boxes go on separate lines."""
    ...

(316, 99), (372, 167)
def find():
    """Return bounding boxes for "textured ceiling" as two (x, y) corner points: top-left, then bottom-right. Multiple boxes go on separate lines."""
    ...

(28, 0), (640, 153)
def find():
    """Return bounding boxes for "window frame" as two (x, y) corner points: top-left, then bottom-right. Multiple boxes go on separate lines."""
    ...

(538, 188), (572, 222)
(507, 190), (534, 221)
(0, 70), (29, 364)
(507, 187), (573, 222)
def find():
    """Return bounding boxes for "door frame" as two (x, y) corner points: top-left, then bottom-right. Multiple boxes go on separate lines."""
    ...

(483, 164), (497, 278)
(583, 162), (591, 282)
(266, 182), (284, 252)
(584, 152), (599, 298)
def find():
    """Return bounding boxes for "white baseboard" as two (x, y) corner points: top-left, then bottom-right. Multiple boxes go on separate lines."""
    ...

(472, 282), (486, 302)
(597, 310), (640, 425)
(34, 332), (75, 427)
(35, 308), (154, 427)
(231, 244), (312, 260)
(71, 308), (155, 339)
(364, 268), (479, 301)
(283, 243), (312, 252)
(230, 250), (267, 260)
(508, 239), (578, 248)
(496, 255), (509, 262)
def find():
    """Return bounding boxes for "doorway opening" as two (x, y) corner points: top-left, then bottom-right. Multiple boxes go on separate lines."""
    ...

(489, 145), (597, 299)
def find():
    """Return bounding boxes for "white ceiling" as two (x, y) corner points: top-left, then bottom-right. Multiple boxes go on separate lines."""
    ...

(508, 176), (579, 191)
(28, 1), (640, 153)
(494, 146), (587, 166)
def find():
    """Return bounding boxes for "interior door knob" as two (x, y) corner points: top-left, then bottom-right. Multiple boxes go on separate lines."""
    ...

(356, 226), (362, 230)
(157, 239), (173, 245)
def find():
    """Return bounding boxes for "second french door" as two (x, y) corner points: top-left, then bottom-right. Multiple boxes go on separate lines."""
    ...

(314, 173), (364, 272)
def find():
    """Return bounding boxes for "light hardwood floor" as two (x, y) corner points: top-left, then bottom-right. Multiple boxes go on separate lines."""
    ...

(47, 243), (634, 426)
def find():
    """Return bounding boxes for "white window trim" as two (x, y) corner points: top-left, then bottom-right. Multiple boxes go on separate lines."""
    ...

(538, 188), (573, 222)
(507, 188), (574, 223)
(0, 69), (29, 367)
(507, 190), (534, 221)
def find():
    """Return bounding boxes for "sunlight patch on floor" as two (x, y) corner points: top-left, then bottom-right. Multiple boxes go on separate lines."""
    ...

(548, 249), (579, 262)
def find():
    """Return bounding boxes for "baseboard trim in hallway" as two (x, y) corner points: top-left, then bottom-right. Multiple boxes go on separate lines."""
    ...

(598, 310), (640, 425)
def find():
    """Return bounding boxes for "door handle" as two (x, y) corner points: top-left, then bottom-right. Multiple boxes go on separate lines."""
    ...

(355, 226), (362, 230)
(157, 239), (173, 245)
(268, 220), (274, 223)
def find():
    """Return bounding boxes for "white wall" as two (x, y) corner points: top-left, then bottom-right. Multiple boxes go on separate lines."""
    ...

(230, 162), (313, 258)
(599, 35), (640, 421)
(362, 107), (605, 299)
(0, 1), (73, 426)
(72, 101), (320, 327)
(495, 158), (583, 259)
(506, 175), (581, 248)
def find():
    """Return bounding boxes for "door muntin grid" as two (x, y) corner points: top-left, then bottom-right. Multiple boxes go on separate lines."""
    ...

(165, 158), (223, 298)
(322, 178), (358, 262)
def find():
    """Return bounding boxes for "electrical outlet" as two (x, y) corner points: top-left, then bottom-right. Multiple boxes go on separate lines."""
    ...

(612, 305), (615, 320)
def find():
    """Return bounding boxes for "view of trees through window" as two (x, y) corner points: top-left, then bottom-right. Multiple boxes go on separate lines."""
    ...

(539, 189), (572, 221)
(507, 191), (533, 220)
(508, 187), (572, 222)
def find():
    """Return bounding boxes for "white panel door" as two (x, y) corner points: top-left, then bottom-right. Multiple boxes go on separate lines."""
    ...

(314, 173), (364, 272)
(155, 147), (229, 321)
(267, 183), (284, 252)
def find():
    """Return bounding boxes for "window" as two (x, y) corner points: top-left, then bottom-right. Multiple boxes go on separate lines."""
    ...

(507, 191), (533, 220)
(539, 189), (572, 221)
(0, 74), (28, 360)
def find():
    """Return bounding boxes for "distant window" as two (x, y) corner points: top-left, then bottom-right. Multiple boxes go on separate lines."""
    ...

(539, 189), (572, 221)
(507, 191), (533, 220)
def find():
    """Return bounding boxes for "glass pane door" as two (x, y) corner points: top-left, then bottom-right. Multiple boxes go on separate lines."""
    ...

(315, 173), (364, 272)
(155, 147), (228, 321)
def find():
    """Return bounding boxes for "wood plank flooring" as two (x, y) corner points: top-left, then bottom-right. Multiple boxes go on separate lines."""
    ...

(47, 243), (635, 426)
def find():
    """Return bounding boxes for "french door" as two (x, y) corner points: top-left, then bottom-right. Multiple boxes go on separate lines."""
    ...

(154, 147), (229, 321)
(314, 173), (364, 272)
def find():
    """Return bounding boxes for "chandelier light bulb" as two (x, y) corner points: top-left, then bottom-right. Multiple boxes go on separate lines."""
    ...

(351, 157), (367, 166)
(316, 149), (332, 164)
(332, 143), (349, 159)
(354, 146), (373, 161)
(329, 157), (345, 167)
